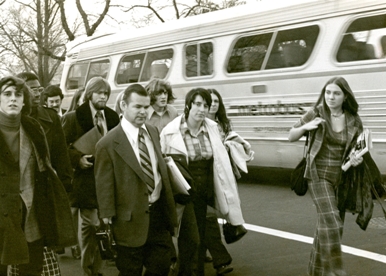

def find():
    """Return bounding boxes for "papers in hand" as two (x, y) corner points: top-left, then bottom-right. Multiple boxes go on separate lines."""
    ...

(72, 126), (103, 156)
(342, 128), (372, 171)
(164, 156), (191, 195)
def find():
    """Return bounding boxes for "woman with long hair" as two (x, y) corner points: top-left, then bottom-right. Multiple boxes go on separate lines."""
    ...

(289, 76), (364, 276)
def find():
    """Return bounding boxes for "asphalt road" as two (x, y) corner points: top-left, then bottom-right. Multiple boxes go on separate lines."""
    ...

(58, 182), (386, 276)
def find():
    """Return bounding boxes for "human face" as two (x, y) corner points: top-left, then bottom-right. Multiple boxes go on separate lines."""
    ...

(90, 88), (109, 110)
(121, 93), (150, 128)
(209, 93), (219, 115)
(25, 79), (43, 107)
(0, 84), (24, 117)
(46, 95), (62, 113)
(153, 89), (168, 109)
(188, 95), (209, 123)
(324, 83), (345, 111)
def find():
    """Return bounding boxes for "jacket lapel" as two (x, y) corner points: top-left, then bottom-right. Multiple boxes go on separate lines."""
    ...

(19, 127), (33, 178)
(75, 102), (94, 133)
(162, 115), (188, 158)
(343, 113), (359, 159)
(114, 125), (147, 183)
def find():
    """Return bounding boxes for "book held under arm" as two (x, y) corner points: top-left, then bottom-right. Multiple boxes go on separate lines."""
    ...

(72, 126), (103, 156)
(342, 128), (372, 171)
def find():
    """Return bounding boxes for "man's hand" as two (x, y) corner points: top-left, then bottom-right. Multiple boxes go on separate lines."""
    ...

(79, 155), (93, 169)
(102, 217), (112, 225)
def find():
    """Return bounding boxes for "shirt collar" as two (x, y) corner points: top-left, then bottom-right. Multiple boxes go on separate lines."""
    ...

(121, 116), (148, 142)
(180, 115), (207, 137)
(147, 105), (170, 119)
(89, 101), (105, 119)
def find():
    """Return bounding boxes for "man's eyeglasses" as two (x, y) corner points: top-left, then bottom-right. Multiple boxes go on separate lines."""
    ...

(192, 101), (209, 109)
(31, 87), (44, 94)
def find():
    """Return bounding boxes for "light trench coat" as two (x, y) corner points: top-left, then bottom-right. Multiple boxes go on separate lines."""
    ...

(160, 115), (245, 225)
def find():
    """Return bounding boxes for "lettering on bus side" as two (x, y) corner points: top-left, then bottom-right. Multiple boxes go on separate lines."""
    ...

(229, 102), (314, 116)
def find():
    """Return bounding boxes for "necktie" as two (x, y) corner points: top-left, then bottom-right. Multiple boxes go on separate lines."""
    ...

(94, 111), (105, 136)
(138, 128), (155, 193)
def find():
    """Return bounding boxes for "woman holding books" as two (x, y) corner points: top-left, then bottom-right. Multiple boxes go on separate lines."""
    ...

(288, 77), (364, 276)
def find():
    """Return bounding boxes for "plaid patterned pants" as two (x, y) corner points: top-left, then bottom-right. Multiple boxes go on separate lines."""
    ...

(308, 165), (347, 276)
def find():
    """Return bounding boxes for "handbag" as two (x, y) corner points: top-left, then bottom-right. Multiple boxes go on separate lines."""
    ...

(290, 131), (315, 196)
(222, 222), (248, 244)
(95, 222), (117, 260)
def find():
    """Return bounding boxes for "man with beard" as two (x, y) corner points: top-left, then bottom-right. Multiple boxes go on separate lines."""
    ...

(62, 77), (120, 276)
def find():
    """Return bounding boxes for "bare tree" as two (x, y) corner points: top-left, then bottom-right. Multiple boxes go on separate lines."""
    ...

(0, 0), (67, 85)
(120, 0), (246, 27)
(55, 0), (112, 41)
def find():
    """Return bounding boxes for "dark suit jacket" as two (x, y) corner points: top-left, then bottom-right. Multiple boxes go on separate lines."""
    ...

(94, 123), (177, 247)
(32, 106), (73, 192)
(61, 102), (120, 208)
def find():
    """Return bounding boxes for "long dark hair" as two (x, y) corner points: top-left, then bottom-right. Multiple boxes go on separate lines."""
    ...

(0, 76), (31, 115)
(207, 88), (232, 135)
(314, 76), (360, 137)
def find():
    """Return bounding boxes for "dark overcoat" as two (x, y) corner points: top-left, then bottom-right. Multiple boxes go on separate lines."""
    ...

(34, 106), (73, 191)
(0, 115), (76, 265)
(61, 102), (120, 208)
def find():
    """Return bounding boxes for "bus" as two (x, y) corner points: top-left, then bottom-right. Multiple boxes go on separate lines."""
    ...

(60, 0), (386, 177)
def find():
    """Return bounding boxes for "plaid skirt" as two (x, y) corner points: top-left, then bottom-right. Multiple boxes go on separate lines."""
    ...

(307, 165), (347, 276)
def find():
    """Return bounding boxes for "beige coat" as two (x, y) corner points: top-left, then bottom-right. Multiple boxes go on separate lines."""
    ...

(160, 115), (245, 225)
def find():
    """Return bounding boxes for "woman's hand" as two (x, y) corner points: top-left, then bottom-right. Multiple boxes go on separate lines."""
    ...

(288, 117), (325, 142)
(303, 117), (325, 131)
(350, 154), (363, 167)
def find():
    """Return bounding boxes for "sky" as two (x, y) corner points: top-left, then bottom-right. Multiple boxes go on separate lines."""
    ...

(65, 0), (318, 36)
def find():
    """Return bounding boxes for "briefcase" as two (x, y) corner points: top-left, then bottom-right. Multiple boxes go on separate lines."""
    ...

(95, 223), (117, 260)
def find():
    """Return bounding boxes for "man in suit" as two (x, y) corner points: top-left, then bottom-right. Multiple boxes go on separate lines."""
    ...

(62, 77), (120, 276)
(41, 85), (67, 116)
(94, 84), (177, 276)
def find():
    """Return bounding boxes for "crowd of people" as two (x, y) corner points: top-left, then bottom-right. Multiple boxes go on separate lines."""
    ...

(0, 72), (380, 276)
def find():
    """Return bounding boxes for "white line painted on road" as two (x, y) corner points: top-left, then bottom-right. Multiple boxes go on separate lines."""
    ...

(242, 223), (386, 264)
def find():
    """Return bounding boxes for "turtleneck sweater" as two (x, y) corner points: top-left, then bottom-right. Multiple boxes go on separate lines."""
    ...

(0, 111), (21, 162)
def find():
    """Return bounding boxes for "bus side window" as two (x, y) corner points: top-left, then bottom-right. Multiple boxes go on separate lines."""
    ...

(140, 48), (173, 81)
(65, 63), (88, 91)
(266, 25), (319, 70)
(337, 13), (386, 62)
(381, 36), (386, 58)
(116, 54), (145, 85)
(227, 33), (272, 73)
(185, 42), (213, 78)
(86, 59), (110, 83)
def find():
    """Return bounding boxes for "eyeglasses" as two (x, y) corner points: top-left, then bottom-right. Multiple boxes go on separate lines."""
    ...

(192, 101), (209, 109)
(31, 87), (44, 94)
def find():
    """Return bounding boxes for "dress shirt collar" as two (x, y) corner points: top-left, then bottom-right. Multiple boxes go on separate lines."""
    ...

(89, 101), (105, 119)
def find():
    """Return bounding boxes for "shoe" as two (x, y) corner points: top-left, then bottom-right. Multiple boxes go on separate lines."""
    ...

(71, 245), (81, 259)
(216, 264), (233, 275)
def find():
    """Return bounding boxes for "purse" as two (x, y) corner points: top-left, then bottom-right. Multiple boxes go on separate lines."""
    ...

(290, 131), (315, 196)
(95, 222), (117, 260)
(222, 222), (248, 244)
